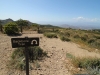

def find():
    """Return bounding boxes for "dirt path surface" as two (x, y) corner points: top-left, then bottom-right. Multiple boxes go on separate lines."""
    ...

(0, 33), (100, 75)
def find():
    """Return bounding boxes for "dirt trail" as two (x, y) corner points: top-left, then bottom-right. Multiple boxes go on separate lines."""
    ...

(0, 33), (100, 75)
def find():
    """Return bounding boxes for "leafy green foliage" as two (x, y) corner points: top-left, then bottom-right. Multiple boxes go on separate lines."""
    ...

(44, 33), (58, 38)
(15, 19), (28, 26)
(4, 22), (19, 35)
(73, 34), (80, 38)
(88, 39), (95, 44)
(65, 32), (70, 37)
(8, 46), (47, 70)
(80, 36), (87, 42)
(60, 36), (71, 42)
(32, 23), (39, 27)
(87, 66), (100, 75)
(72, 57), (100, 75)
(72, 57), (100, 69)
(94, 35), (100, 39)
(66, 53), (74, 59)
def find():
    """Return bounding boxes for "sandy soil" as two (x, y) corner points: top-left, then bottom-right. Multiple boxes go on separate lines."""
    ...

(0, 33), (100, 75)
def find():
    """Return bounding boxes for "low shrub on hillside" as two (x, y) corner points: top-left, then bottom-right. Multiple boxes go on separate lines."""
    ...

(94, 35), (100, 39)
(65, 32), (70, 37)
(7, 46), (47, 70)
(66, 53), (100, 75)
(4, 22), (19, 35)
(60, 36), (71, 42)
(44, 33), (58, 38)
(88, 38), (96, 44)
(72, 57), (100, 69)
(54, 29), (59, 33)
(66, 53), (74, 59)
(73, 34), (80, 39)
(73, 57), (100, 75)
(86, 66), (100, 75)
(38, 27), (58, 33)
(80, 36), (87, 42)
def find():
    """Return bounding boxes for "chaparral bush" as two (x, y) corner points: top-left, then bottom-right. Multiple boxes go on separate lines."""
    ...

(4, 22), (19, 35)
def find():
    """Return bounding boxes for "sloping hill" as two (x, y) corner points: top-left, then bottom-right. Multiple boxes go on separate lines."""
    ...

(0, 33), (100, 75)
(1, 18), (14, 25)
(0, 19), (61, 29)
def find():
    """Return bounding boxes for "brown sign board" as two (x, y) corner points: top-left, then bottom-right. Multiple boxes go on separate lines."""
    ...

(11, 37), (39, 48)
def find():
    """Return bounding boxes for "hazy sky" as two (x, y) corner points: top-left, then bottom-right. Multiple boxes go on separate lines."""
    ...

(0, 0), (100, 27)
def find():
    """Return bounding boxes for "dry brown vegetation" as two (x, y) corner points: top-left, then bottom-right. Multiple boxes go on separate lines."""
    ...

(0, 26), (100, 75)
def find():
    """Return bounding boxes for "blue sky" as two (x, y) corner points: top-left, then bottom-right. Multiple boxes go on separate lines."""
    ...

(0, 0), (100, 28)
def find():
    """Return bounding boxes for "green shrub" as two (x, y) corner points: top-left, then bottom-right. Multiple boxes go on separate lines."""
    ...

(11, 47), (24, 59)
(38, 29), (51, 34)
(54, 29), (59, 33)
(84, 34), (88, 38)
(60, 36), (71, 42)
(34, 61), (40, 68)
(86, 66), (100, 75)
(44, 33), (58, 38)
(88, 39), (96, 44)
(8, 46), (47, 70)
(30, 46), (47, 60)
(73, 34), (80, 38)
(81, 36), (87, 42)
(65, 32), (70, 37)
(66, 53), (74, 59)
(4, 22), (19, 35)
(72, 57), (100, 69)
(94, 35), (100, 39)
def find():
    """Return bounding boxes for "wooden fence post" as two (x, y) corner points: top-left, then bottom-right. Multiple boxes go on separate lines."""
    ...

(53, 28), (54, 32)
(37, 27), (39, 33)
(0, 25), (3, 32)
(20, 26), (23, 33)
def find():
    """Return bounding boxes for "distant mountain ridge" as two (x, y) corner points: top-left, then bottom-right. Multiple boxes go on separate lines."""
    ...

(1, 18), (99, 30)
(0, 19), (60, 28)
(59, 24), (100, 30)
(0, 18), (33, 25)
(59, 24), (79, 29)
(1, 18), (14, 25)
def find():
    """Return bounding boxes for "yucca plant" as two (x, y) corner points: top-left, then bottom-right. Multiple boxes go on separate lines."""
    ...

(86, 66), (100, 75)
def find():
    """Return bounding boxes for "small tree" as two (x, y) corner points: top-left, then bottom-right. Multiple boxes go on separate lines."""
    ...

(4, 22), (19, 35)
(16, 19), (28, 26)
(32, 23), (40, 32)
(32, 23), (39, 27)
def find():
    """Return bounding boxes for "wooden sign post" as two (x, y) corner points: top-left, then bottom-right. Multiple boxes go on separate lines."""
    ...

(11, 37), (39, 75)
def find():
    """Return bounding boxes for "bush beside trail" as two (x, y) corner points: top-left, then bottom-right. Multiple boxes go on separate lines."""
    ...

(4, 22), (19, 35)
(8, 46), (47, 70)
(44, 32), (58, 38)
(60, 36), (71, 42)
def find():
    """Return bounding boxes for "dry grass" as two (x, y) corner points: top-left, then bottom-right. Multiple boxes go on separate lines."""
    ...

(66, 53), (100, 75)
(58, 28), (100, 52)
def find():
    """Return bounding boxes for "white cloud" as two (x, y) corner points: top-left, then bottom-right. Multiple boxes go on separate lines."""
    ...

(77, 17), (84, 20)
(91, 18), (100, 22)
(73, 17), (100, 22)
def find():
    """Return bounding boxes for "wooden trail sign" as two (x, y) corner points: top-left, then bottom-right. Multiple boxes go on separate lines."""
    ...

(11, 37), (39, 48)
(11, 37), (39, 75)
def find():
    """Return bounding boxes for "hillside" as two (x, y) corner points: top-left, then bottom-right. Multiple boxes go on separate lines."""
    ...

(0, 19), (61, 29)
(1, 18), (14, 25)
(0, 32), (100, 75)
